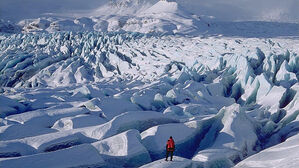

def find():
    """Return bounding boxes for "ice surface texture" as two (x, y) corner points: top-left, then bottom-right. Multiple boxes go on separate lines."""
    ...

(0, 32), (299, 167)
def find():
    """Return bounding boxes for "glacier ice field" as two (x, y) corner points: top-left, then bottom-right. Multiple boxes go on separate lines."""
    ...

(0, 31), (299, 168)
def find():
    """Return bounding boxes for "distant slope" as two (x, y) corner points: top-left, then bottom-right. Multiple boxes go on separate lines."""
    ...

(1, 0), (298, 37)
(1, 0), (298, 23)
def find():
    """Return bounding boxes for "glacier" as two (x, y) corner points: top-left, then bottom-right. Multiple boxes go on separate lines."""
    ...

(0, 0), (299, 166)
(0, 31), (298, 167)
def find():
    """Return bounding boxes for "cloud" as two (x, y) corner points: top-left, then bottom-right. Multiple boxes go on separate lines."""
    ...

(0, 0), (107, 21)
(0, 0), (298, 23)
(177, 0), (299, 22)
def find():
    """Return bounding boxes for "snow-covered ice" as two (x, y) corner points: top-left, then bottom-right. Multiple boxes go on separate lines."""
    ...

(0, 144), (106, 168)
(0, 2), (299, 166)
(140, 156), (201, 168)
(192, 104), (258, 167)
(92, 129), (151, 167)
(234, 133), (299, 168)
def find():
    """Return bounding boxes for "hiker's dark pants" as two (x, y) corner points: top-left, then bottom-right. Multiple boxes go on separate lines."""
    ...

(166, 150), (174, 161)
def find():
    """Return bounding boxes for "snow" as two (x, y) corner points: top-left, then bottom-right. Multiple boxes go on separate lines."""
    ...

(258, 86), (286, 113)
(0, 123), (57, 141)
(0, 7), (299, 167)
(192, 104), (258, 167)
(0, 110), (177, 159)
(5, 106), (89, 127)
(1, 0), (298, 37)
(234, 133), (299, 168)
(87, 111), (178, 140)
(0, 95), (26, 118)
(141, 123), (197, 160)
(276, 60), (297, 87)
(142, 1), (181, 15)
(255, 74), (272, 101)
(0, 20), (20, 33)
(21, 18), (51, 33)
(52, 114), (107, 131)
(92, 129), (151, 167)
(140, 156), (201, 168)
(0, 144), (106, 168)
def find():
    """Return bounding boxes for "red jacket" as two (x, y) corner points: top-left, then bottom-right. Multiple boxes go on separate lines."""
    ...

(166, 138), (175, 151)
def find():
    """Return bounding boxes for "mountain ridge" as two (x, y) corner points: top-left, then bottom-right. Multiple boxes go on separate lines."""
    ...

(0, 0), (298, 37)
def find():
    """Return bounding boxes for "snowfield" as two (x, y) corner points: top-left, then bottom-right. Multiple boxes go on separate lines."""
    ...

(0, 30), (299, 167)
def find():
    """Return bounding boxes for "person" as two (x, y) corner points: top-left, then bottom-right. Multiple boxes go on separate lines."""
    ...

(165, 136), (175, 161)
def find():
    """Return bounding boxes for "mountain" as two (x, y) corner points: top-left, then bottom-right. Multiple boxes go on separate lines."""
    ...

(1, 0), (298, 37)
(0, 20), (21, 33)
(11, 0), (210, 35)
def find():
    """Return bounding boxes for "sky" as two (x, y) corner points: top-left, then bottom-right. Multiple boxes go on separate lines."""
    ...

(0, 0), (298, 23)
(177, 0), (299, 22)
